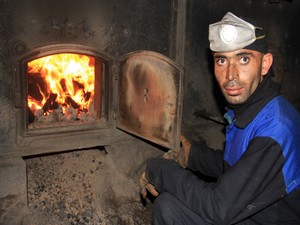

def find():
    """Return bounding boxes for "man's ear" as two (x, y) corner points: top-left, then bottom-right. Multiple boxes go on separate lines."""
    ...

(261, 53), (273, 76)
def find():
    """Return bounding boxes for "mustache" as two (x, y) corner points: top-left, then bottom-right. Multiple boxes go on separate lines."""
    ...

(224, 80), (242, 88)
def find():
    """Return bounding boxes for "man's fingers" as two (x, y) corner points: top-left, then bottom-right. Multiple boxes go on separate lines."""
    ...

(145, 183), (159, 197)
(141, 186), (147, 199)
(140, 172), (159, 198)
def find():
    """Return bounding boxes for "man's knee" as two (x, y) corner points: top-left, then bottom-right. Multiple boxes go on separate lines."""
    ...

(152, 192), (210, 225)
(152, 193), (179, 224)
(153, 193), (176, 212)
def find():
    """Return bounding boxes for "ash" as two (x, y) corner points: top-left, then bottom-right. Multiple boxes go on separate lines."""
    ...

(28, 105), (95, 129)
(25, 146), (156, 225)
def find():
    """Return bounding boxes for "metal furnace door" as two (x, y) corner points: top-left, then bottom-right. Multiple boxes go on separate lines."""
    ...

(117, 51), (184, 151)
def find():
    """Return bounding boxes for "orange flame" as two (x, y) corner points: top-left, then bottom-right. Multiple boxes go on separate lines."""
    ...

(27, 53), (95, 117)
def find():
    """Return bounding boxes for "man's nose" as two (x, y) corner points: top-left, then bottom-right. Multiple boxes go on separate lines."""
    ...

(226, 64), (238, 81)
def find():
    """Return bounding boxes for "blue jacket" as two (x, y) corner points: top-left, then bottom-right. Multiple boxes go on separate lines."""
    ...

(224, 95), (300, 194)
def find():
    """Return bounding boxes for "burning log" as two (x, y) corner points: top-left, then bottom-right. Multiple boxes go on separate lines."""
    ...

(42, 93), (58, 112)
(72, 80), (84, 91)
(28, 73), (47, 101)
(65, 96), (80, 109)
(84, 92), (91, 101)
(60, 78), (68, 93)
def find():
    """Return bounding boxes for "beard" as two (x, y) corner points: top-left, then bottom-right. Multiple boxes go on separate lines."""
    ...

(221, 80), (248, 105)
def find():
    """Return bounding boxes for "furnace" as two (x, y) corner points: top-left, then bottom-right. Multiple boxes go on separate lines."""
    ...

(13, 43), (183, 156)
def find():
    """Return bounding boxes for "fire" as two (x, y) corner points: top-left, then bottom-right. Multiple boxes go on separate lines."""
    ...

(27, 53), (95, 122)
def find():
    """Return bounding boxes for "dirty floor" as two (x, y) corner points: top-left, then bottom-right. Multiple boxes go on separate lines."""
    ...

(25, 149), (153, 225)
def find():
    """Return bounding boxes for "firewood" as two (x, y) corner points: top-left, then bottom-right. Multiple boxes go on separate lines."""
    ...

(66, 96), (80, 109)
(60, 78), (68, 92)
(42, 93), (58, 112)
(84, 92), (91, 101)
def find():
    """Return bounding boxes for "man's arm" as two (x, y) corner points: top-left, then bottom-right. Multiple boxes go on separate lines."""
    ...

(187, 141), (224, 177)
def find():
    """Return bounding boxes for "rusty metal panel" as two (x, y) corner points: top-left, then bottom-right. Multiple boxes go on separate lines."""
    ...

(117, 51), (184, 150)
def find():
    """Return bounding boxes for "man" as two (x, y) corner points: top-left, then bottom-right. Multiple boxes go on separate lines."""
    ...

(140, 12), (300, 224)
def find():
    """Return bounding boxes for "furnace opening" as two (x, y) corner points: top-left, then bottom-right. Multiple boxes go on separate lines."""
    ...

(26, 53), (103, 129)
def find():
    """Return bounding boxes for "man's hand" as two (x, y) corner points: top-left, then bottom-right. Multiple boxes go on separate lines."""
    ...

(140, 171), (159, 199)
(140, 135), (191, 198)
(163, 135), (191, 168)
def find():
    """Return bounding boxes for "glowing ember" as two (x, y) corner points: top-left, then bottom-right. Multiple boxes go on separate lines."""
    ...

(27, 53), (95, 125)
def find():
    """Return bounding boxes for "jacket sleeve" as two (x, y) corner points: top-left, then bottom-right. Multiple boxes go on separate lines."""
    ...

(187, 141), (224, 177)
(146, 137), (287, 224)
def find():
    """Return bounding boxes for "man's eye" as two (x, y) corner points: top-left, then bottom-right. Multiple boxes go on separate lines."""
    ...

(240, 57), (249, 64)
(216, 58), (226, 64)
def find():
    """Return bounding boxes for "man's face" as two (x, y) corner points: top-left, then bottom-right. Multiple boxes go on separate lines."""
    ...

(213, 49), (271, 105)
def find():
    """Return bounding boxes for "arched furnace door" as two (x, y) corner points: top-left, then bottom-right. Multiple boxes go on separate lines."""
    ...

(117, 51), (184, 151)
